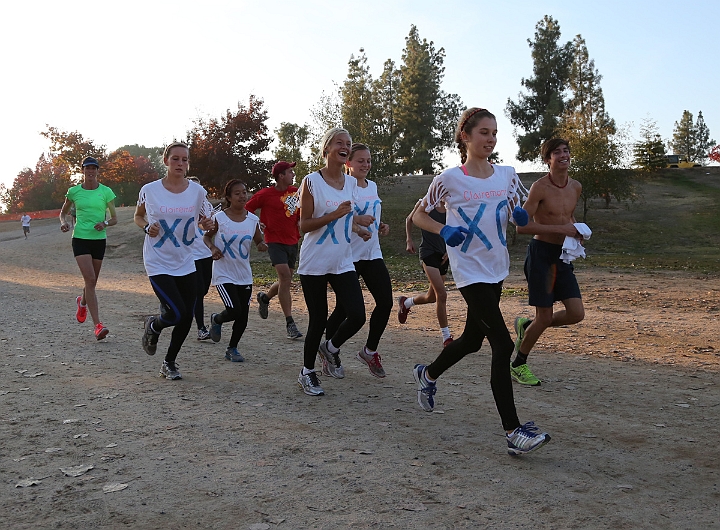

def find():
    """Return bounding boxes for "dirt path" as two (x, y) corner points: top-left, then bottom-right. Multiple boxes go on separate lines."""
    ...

(1, 212), (718, 529)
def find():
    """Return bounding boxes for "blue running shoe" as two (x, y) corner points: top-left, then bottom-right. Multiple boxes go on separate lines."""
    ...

(225, 347), (245, 362)
(413, 364), (436, 412)
(209, 313), (222, 343)
(506, 421), (551, 455)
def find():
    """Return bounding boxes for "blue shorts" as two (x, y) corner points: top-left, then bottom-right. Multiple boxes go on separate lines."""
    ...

(524, 239), (581, 307)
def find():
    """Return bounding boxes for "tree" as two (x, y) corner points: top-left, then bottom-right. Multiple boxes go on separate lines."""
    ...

(633, 117), (667, 170)
(2, 154), (72, 213)
(102, 149), (160, 206)
(506, 16), (573, 162)
(187, 95), (273, 195)
(41, 126), (106, 180)
(309, 89), (342, 162)
(341, 50), (380, 147)
(116, 144), (165, 177)
(559, 36), (635, 219)
(394, 25), (462, 175)
(371, 59), (401, 178)
(670, 110), (715, 164)
(272, 122), (313, 180)
(710, 144), (720, 164)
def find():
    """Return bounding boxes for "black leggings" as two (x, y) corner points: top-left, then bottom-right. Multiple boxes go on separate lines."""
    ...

(299, 271), (366, 370)
(326, 258), (392, 351)
(427, 282), (520, 432)
(194, 257), (213, 328)
(215, 283), (252, 349)
(148, 272), (197, 364)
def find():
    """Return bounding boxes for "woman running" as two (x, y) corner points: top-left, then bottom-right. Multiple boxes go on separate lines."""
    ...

(203, 179), (267, 362)
(399, 199), (453, 347)
(187, 176), (214, 341)
(296, 128), (371, 396)
(411, 107), (551, 456)
(325, 143), (391, 378)
(134, 142), (212, 380)
(59, 156), (117, 341)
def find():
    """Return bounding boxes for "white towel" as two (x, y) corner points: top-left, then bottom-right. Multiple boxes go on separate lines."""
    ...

(560, 223), (592, 264)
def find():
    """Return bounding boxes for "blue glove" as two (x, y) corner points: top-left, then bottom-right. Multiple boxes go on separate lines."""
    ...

(512, 206), (529, 227)
(440, 225), (469, 247)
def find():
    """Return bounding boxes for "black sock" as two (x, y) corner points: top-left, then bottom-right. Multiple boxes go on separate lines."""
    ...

(261, 293), (270, 303)
(512, 351), (528, 368)
(286, 316), (294, 325)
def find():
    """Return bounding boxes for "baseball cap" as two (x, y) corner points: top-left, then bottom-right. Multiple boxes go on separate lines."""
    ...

(272, 161), (296, 178)
(82, 156), (100, 168)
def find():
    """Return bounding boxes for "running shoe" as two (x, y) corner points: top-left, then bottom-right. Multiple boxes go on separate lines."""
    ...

(510, 363), (541, 386)
(209, 313), (222, 343)
(94, 323), (109, 341)
(413, 364), (436, 412)
(298, 370), (324, 396)
(160, 361), (182, 380)
(506, 421), (551, 455)
(76, 296), (87, 323)
(443, 336), (454, 348)
(397, 296), (411, 324)
(225, 347), (245, 362)
(514, 316), (532, 353)
(257, 292), (269, 319)
(197, 326), (211, 341)
(142, 316), (160, 356)
(356, 348), (386, 378)
(286, 321), (303, 340)
(318, 341), (345, 379)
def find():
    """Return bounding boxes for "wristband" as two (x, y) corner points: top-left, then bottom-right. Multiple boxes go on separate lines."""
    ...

(103, 220), (109, 227)
(144, 224), (150, 234)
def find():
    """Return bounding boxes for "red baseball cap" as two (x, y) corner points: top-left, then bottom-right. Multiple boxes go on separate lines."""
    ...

(272, 161), (296, 178)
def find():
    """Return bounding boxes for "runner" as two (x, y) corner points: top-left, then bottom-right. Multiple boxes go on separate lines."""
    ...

(59, 156), (117, 341)
(245, 161), (302, 339)
(134, 142), (212, 380)
(20, 213), (31, 239)
(411, 107), (551, 456)
(325, 143), (391, 378)
(400, 199), (453, 347)
(186, 176), (214, 341)
(296, 128), (372, 396)
(203, 179), (267, 362)
(511, 138), (586, 386)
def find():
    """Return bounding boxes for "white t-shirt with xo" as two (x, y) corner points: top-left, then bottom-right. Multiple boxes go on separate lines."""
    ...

(211, 210), (259, 286)
(296, 171), (360, 276)
(351, 179), (383, 262)
(138, 179), (208, 277)
(423, 164), (526, 288)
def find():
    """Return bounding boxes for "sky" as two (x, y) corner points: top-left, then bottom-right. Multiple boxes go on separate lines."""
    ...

(1, 0), (718, 196)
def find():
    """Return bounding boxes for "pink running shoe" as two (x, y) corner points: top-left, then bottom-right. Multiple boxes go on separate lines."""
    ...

(397, 296), (411, 324)
(76, 296), (87, 323)
(95, 323), (109, 341)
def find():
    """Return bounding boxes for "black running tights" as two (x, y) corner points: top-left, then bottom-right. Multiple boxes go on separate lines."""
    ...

(148, 272), (197, 364)
(215, 283), (252, 349)
(194, 257), (213, 329)
(426, 282), (521, 432)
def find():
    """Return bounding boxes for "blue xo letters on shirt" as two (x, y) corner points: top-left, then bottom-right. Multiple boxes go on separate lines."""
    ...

(220, 234), (252, 259)
(317, 212), (353, 245)
(354, 200), (382, 232)
(456, 200), (509, 253)
(154, 218), (196, 248)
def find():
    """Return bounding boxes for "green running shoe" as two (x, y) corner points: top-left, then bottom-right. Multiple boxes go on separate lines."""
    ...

(510, 363), (541, 386)
(514, 316), (532, 353)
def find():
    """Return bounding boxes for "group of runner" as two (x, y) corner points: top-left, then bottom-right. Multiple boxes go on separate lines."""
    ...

(57, 106), (586, 456)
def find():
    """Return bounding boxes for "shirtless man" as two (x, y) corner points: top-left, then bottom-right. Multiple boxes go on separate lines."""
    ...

(511, 138), (585, 386)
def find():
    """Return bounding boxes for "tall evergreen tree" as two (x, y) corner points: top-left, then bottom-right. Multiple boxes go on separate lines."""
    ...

(341, 50), (379, 146)
(632, 117), (666, 170)
(273, 122), (313, 179)
(560, 36), (634, 217)
(670, 110), (696, 160)
(395, 25), (462, 174)
(371, 59), (401, 178)
(694, 111), (715, 165)
(506, 16), (573, 162)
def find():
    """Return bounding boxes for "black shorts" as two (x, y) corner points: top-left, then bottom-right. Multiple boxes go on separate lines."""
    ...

(23, 226), (30, 234)
(421, 251), (449, 276)
(72, 238), (107, 260)
(267, 242), (298, 270)
(524, 239), (581, 307)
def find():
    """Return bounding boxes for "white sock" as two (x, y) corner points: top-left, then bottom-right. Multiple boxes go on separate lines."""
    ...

(441, 327), (451, 341)
(302, 367), (314, 375)
(404, 297), (415, 309)
(326, 340), (339, 353)
(364, 346), (376, 355)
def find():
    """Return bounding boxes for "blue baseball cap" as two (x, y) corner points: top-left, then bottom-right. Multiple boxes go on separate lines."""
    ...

(82, 156), (99, 168)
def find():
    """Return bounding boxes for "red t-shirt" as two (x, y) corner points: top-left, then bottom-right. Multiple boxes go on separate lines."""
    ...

(245, 185), (300, 245)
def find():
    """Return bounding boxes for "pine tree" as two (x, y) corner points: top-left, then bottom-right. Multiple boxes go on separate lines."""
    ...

(371, 59), (401, 178)
(694, 111), (715, 165)
(670, 110), (696, 161)
(632, 117), (666, 170)
(395, 25), (462, 174)
(506, 16), (573, 162)
(560, 36), (634, 217)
